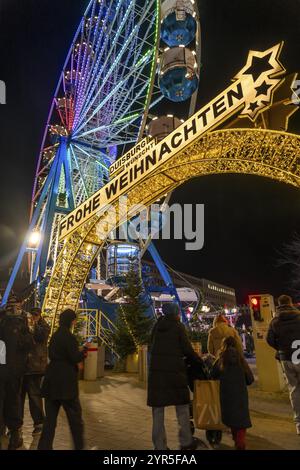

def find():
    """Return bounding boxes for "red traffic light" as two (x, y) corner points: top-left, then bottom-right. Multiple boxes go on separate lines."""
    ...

(249, 295), (263, 322)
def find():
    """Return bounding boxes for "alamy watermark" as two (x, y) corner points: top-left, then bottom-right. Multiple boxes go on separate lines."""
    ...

(291, 79), (300, 105)
(292, 340), (300, 365)
(0, 80), (6, 104)
(95, 196), (205, 251)
(0, 340), (6, 365)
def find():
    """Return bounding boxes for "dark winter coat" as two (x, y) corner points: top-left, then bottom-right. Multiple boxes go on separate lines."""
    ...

(147, 314), (201, 407)
(186, 355), (210, 392)
(266, 305), (300, 361)
(41, 326), (85, 400)
(212, 347), (254, 429)
(0, 311), (33, 379)
(26, 318), (50, 375)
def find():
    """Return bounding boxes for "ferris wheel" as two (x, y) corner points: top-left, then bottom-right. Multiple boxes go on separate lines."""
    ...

(2, 0), (201, 308)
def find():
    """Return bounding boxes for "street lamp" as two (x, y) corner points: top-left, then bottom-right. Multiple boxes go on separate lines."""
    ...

(28, 230), (41, 249)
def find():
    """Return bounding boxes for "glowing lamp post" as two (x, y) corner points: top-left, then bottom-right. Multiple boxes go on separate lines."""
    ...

(28, 230), (41, 249)
(27, 230), (41, 283)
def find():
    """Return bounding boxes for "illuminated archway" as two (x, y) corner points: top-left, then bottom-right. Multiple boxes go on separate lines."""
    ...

(43, 128), (300, 331)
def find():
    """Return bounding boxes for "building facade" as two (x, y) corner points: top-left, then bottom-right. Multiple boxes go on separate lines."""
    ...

(142, 261), (237, 309)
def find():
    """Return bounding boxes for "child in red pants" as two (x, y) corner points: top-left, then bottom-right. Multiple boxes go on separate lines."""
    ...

(212, 336), (254, 450)
(231, 428), (246, 450)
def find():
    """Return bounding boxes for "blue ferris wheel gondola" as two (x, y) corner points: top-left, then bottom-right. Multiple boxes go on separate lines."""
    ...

(161, 10), (197, 47)
(159, 66), (198, 101)
(159, 46), (199, 102)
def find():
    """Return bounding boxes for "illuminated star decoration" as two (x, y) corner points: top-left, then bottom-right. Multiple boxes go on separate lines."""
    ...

(234, 42), (286, 121)
(255, 81), (273, 97)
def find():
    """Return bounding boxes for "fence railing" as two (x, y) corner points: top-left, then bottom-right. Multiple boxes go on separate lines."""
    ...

(76, 309), (119, 357)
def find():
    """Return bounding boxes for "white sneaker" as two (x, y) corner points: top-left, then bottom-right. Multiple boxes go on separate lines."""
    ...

(296, 424), (300, 436)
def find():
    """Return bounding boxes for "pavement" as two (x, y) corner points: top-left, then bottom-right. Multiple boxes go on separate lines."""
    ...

(2, 371), (299, 451)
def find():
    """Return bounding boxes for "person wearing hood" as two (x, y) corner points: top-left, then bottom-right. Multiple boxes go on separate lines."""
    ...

(37, 309), (87, 450)
(212, 336), (254, 450)
(147, 303), (201, 451)
(208, 314), (243, 358)
(266, 294), (300, 436)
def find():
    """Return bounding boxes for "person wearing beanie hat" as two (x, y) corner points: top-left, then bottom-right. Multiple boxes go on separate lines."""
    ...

(38, 309), (87, 450)
(147, 302), (201, 451)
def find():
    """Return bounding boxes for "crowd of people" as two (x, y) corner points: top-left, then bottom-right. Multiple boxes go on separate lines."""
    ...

(0, 295), (50, 449)
(0, 293), (300, 451)
(148, 304), (253, 450)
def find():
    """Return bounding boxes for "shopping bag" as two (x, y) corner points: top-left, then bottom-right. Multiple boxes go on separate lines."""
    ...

(193, 380), (226, 431)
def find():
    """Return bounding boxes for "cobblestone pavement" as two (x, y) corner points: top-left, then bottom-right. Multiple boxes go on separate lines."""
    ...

(3, 372), (300, 451)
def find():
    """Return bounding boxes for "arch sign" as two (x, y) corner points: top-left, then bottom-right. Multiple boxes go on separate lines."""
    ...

(59, 43), (286, 241)
(45, 42), (300, 328)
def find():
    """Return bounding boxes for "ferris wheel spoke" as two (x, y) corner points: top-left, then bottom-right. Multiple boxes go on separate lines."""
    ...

(70, 154), (96, 204)
(82, 35), (155, 132)
(112, 69), (154, 123)
(72, 36), (84, 110)
(70, 138), (114, 163)
(54, 98), (67, 129)
(72, 143), (110, 173)
(74, 1), (129, 125)
(75, 16), (103, 115)
(86, 101), (150, 143)
(74, 63), (151, 140)
(75, 1), (155, 130)
(74, 45), (154, 137)
(110, 18), (156, 98)
(75, 1), (123, 116)
(37, 157), (55, 179)
(70, 145), (89, 199)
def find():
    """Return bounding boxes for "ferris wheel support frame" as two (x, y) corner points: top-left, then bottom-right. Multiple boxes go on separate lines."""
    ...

(1, 137), (75, 307)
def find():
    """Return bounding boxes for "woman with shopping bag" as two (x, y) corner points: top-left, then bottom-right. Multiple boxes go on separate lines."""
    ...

(211, 336), (254, 450)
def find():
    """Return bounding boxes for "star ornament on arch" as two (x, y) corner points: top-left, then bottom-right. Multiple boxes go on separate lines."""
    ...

(234, 42), (286, 121)
(243, 76), (280, 120)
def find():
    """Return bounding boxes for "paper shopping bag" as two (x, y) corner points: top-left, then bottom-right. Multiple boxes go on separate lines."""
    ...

(193, 380), (226, 431)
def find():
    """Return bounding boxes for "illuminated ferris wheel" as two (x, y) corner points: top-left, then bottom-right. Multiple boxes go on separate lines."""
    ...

(2, 0), (201, 308)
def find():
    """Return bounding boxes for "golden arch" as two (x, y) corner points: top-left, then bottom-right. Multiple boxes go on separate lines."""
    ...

(43, 128), (300, 331)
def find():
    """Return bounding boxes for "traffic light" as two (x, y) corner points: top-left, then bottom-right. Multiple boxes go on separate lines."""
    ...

(249, 295), (263, 322)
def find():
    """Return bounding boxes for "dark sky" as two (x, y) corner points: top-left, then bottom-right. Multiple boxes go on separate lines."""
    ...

(1, 0), (300, 303)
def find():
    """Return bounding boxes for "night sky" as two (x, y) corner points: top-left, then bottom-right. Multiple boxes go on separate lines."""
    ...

(1, 0), (300, 304)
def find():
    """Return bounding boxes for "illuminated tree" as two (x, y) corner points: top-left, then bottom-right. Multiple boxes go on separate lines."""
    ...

(112, 261), (154, 359)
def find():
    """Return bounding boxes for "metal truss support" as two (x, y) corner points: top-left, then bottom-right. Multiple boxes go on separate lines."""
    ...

(1, 137), (74, 307)
(147, 242), (187, 322)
